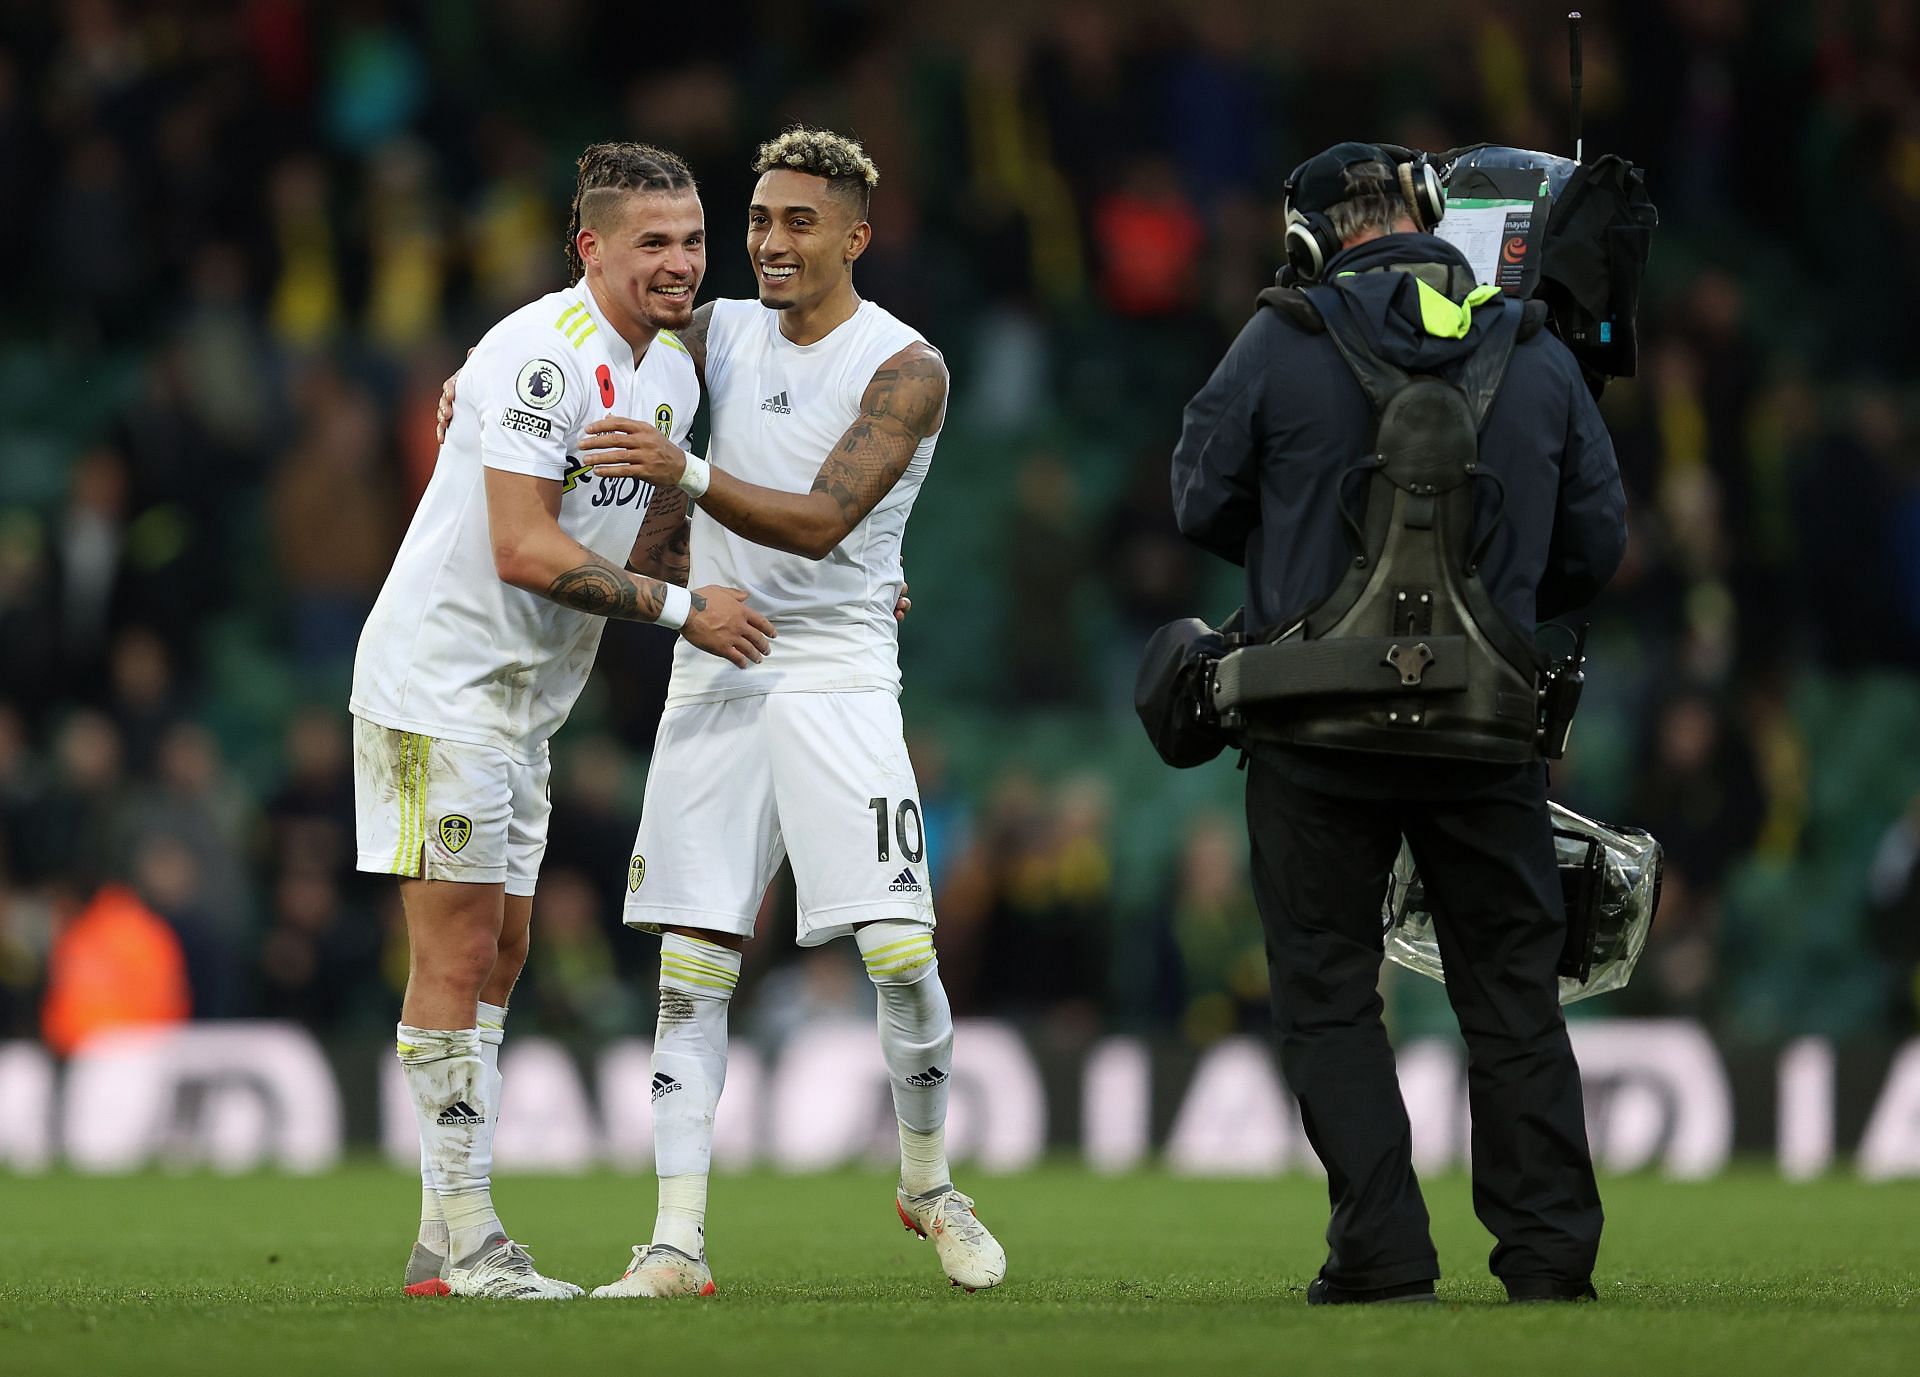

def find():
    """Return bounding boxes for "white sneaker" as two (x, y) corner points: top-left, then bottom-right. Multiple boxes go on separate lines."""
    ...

(896, 1187), (1007, 1292)
(591, 1243), (718, 1298)
(444, 1236), (582, 1300)
(403, 1241), (449, 1297)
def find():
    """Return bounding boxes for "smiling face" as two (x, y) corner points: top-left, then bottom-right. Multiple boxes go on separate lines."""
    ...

(747, 168), (869, 315)
(577, 187), (707, 335)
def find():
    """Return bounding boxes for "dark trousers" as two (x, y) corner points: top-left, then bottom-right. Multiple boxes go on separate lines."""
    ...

(1245, 747), (1603, 1292)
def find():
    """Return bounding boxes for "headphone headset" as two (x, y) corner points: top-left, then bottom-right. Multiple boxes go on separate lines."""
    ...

(1283, 144), (1447, 282)
(1281, 206), (1341, 286)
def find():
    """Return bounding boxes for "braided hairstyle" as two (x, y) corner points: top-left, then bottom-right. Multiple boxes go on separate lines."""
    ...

(751, 127), (878, 219)
(565, 142), (697, 284)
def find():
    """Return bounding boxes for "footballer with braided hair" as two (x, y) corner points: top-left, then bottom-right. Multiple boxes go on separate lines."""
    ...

(563, 141), (699, 286)
(355, 142), (773, 1300)
(436, 126), (995, 1297)
(570, 124), (1005, 1299)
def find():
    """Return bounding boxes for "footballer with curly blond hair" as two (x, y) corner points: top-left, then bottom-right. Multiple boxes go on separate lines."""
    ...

(575, 126), (1005, 1298)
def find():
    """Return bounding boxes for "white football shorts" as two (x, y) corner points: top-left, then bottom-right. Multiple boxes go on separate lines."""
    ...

(623, 690), (935, 945)
(352, 717), (551, 897)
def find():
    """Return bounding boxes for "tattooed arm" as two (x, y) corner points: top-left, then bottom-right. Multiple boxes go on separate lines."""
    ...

(787, 341), (947, 555)
(548, 550), (679, 618)
(485, 468), (679, 619)
(677, 302), (713, 389)
(707, 341), (944, 558)
(483, 467), (775, 664)
(625, 484), (691, 586)
(581, 341), (946, 561)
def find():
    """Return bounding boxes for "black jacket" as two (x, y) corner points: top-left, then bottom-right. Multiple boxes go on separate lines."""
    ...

(1171, 234), (1626, 636)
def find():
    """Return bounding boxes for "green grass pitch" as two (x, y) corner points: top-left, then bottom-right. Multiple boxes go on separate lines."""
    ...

(2, 1166), (1917, 1375)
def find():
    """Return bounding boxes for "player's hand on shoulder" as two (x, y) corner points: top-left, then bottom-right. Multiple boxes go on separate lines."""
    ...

(434, 347), (475, 443)
(681, 586), (777, 668)
(580, 417), (687, 485)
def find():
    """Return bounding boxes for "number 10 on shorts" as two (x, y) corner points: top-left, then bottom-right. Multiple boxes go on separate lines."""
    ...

(868, 796), (925, 864)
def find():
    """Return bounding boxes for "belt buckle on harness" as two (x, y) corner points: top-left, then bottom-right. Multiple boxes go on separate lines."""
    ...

(1383, 642), (1435, 686)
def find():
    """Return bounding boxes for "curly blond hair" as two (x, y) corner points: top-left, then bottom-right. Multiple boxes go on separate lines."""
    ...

(752, 127), (878, 217)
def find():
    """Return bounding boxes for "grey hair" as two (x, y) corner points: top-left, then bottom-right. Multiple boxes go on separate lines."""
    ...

(1327, 161), (1409, 243)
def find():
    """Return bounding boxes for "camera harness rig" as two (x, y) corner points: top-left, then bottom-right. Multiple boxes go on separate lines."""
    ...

(1210, 272), (1584, 762)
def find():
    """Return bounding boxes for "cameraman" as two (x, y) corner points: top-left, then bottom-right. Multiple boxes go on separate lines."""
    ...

(1170, 144), (1625, 1305)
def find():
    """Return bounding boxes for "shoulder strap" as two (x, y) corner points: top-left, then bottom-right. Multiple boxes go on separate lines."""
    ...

(1259, 283), (1536, 399)
(1304, 285), (1412, 414)
(1254, 285), (1325, 334)
(1456, 297), (1524, 430)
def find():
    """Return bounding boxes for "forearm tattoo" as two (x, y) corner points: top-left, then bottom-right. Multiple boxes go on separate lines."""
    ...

(809, 344), (947, 531)
(547, 550), (667, 621)
(629, 485), (692, 586)
(662, 522), (691, 585)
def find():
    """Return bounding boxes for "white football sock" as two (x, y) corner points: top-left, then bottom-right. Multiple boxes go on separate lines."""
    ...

(899, 1124), (949, 1200)
(415, 1001), (504, 1254)
(475, 1001), (508, 1187)
(416, 1175), (446, 1253)
(655, 1173), (709, 1258)
(650, 933), (739, 1257)
(856, 922), (954, 1197)
(397, 1023), (504, 1264)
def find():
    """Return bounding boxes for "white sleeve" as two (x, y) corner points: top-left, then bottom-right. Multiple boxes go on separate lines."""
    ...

(700, 299), (745, 399)
(469, 336), (586, 481)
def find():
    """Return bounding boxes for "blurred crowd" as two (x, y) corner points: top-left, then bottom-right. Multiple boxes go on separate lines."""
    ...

(3, 0), (1920, 1056)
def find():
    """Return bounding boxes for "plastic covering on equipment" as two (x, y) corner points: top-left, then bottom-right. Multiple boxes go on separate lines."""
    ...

(1382, 802), (1663, 1005)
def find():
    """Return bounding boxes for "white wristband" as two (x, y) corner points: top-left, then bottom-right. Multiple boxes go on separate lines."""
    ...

(677, 451), (712, 499)
(656, 582), (693, 631)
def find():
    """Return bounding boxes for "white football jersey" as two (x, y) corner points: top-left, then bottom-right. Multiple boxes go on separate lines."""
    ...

(351, 278), (700, 762)
(666, 297), (938, 706)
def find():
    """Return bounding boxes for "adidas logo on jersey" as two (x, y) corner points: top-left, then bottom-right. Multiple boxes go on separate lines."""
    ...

(651, 1072), (682, 1103)
(888, 868), (922, 893)
(904, 1065), (948, 1088)
(437, 1100), (484, 1126)
(760, 390), (792, 414)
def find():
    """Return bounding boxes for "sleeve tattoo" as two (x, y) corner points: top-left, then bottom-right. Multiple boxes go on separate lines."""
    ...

(679, 303), (712, 385)
(809, 344), (947, 531)
(628, 485), (692, 586)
